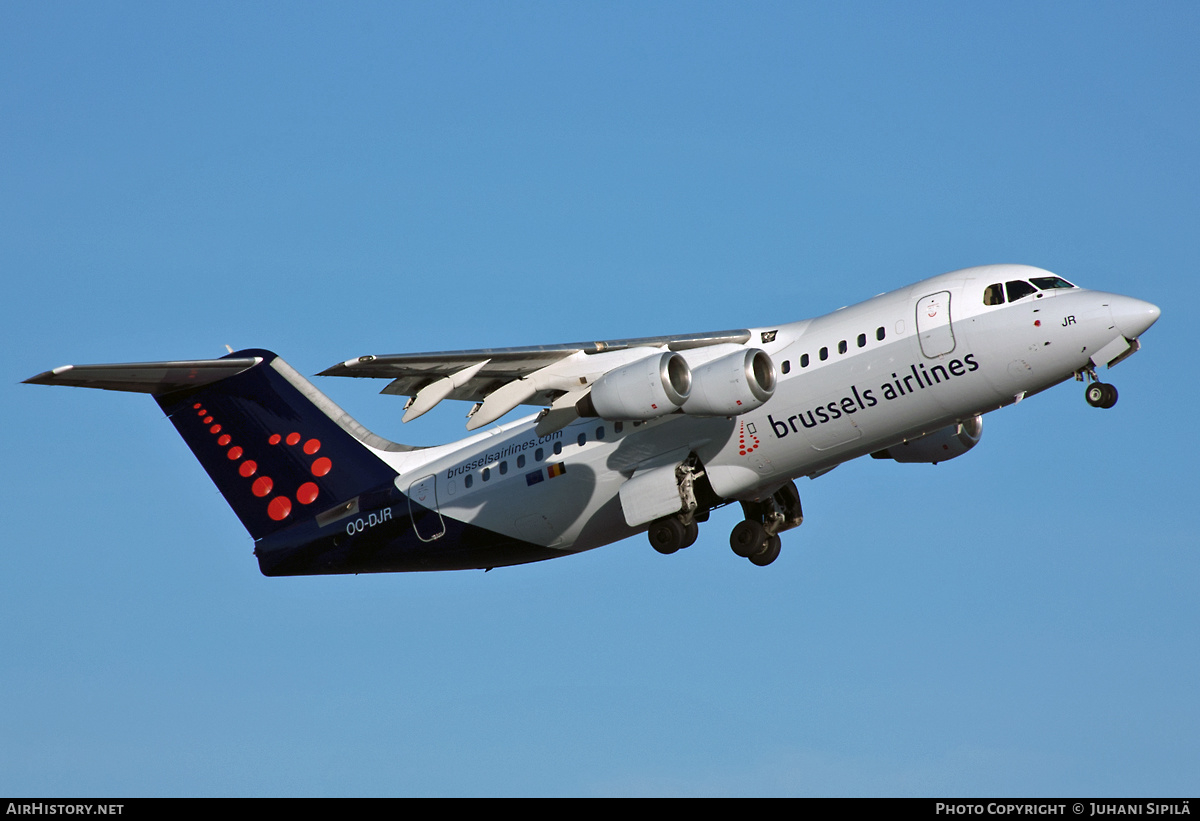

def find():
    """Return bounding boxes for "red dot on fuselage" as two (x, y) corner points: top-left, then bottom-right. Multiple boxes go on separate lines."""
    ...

(252, 476), (273, 497)
(239, 460), (257, 478)
(269, 434), (281, 445)
(268, 496), (292, 521)
(227, 446), (243, 460)
(210, 424), (222, 434)
(296, 482), (319, 505)
(286, 432), (301, 446)
(193, 403), (202, 409)
(218, 434), (231, 446)
(311, 457), (332, 477)
(304, 439), (321, 455)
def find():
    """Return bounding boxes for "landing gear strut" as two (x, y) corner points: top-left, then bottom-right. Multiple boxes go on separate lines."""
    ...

(729, 480), (803, 567)
(1080, 367), (1118, 409)
(646, 456), (707, 555)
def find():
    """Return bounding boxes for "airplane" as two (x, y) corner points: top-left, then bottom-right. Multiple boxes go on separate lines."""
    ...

(25, 264), (1160, 575)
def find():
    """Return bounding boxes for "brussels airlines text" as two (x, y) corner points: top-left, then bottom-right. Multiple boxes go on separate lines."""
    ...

(769, 354), (980, 438)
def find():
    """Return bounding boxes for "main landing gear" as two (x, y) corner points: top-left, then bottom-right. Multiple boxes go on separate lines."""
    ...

(1079, 367), (1118, 409)
(646, 456), (707, 556)
(648, 515), (701, 555)
(729, 481), (803, 567)
(646, 476), (804, 568)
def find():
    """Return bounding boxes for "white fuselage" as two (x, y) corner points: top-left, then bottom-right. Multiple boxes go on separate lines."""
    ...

(364, 265), (1158, 555)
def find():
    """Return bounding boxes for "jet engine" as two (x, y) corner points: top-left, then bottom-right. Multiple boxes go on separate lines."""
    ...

(682, 348), (777, 417)
(871, 415), (983, 464)
(576, 351), (692, 420)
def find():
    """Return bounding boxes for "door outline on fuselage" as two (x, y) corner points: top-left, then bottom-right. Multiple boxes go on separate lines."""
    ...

(407, 474), (446, 542)
(916, 290), (956, 358)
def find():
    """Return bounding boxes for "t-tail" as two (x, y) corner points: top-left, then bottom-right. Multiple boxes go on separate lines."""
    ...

(25, 349), (409, 574)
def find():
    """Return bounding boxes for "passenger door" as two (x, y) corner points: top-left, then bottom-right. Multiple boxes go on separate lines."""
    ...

(916, 290), (956, 358)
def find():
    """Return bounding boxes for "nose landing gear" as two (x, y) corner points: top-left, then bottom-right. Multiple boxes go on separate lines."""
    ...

(1079, 367), (1118, 408)
(1085, 381), (1118, 408)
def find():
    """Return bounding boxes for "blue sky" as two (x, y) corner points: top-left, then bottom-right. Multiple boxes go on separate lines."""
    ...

(3, 2), (1197, 797)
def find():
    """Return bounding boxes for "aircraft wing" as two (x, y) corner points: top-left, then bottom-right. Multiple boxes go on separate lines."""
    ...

(320, 329), (754, 431)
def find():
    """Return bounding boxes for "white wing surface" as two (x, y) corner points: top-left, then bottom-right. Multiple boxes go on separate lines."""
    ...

(320, 330), (759, 431)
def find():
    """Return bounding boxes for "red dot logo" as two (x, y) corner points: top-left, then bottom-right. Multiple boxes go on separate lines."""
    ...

(738, 421), (760, 455)
(267, 496), (292, 521)
(286, 432), (301, 446)
(304, 439), (321, 455)
(311, 457), (331, 477)
(252, 476), (273, 497)
(239, 460), (257, 478)
(296, 482), (319, 505)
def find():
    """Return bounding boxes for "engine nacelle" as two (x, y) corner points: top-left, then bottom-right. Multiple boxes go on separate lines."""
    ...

(576, 351), (691, 420)
(682, 348), (777, 417)
(871, 415), (983, 464)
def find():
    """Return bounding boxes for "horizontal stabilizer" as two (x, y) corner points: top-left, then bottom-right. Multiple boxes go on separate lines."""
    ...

(23, 357), (261, 395)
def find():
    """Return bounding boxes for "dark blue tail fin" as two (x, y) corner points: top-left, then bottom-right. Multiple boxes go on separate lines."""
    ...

(27, 348), (405, 542)
(151, 349), (403, 541)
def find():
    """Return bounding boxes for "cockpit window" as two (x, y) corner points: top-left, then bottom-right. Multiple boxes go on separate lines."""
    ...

(1005, 280), (1038, 302)
(983, 283), (1005, 306)
(1030, 276), (1076, 290)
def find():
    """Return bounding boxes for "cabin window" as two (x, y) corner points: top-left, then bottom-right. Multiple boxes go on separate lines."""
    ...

(800, 353), (810, 368)
(819, 347), (829, 361)
(983, 283), (1005, 306)
(614, 421), (623, 434)
(499, 460), (508, 475)
(535, 447), (544, 461)
(553, 441), (563, 455)
(517, 454), (525, 469)
(781, 360), (791, 374)
(577, 433), (587, 447)
(464, 474), (473, 489)
(876, 326), (885, 341)
(482, 467), (491, 482)
(838, 340), (847, 354)
(1006, 280), (1037, 302)
(857, 333), (866, 348)
(595, 426), (605, 440)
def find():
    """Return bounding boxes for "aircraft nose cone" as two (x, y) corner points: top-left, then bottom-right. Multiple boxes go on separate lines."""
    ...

(1112, 297), (1161, 339)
